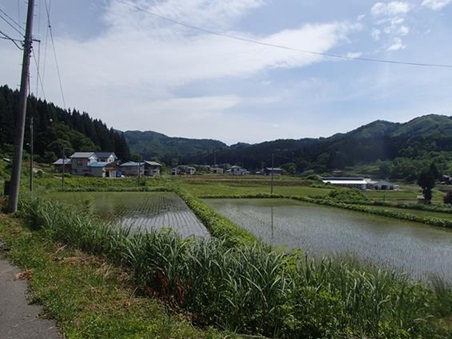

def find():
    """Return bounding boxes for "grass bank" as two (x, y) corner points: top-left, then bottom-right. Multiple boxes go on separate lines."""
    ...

(0, 213), (226, 338)
(7, 196), (452, 338)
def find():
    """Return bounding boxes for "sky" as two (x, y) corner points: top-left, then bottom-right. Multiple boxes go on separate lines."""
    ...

(1, 0), (452, 145)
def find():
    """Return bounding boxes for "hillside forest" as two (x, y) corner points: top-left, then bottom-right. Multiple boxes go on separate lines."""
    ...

(0, 85), (130, 162)
(1, 84), (452, 182)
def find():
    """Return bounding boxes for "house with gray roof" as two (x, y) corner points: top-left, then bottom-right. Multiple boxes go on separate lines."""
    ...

(144, 161), (162, 176)
(119, 162), (145, 177)
(69, 151), (118, 177)
(88, 162), (118, 178)
(52, 158), (71, 173)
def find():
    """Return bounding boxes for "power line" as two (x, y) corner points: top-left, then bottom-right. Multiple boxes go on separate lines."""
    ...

(0, 29), (22, 49)
(44, 0), (66, 108)
(118, 0), (452, 69)
(32, 42), (47, 100)
(0, 9), (24, 36)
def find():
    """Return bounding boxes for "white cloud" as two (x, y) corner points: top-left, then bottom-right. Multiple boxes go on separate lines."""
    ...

(58, 12), (351, 92)
(421, 0), (452, 10)
(346, 52), (362, 58)
(371, 28), (381, 40)
(398, 25), (409, 36)
(27, 0), (355, 140)
(369, 2), (411, 51)
(4, 0), (451, 144)
(105, 0), (266, 33)
(371, 2), (411, 16)
(387, 37), (406, 51)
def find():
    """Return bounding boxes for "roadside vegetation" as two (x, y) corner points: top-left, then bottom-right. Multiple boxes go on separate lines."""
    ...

(0, 194), (449, 338)
(0, 212), (228, 338)
(1, 170), (452, 337)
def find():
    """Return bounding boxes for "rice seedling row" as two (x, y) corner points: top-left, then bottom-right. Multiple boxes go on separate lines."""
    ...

(62, 192), (211, 239)
(205, 198), (452, 284)
(18, 197), (452, 338)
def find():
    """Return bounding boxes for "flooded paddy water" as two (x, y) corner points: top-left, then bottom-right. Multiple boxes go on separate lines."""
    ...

(205, 198), (452, 284)
(55, 192), (210, 239)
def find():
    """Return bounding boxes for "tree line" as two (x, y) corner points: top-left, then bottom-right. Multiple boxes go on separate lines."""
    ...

(0, 85), (130, 161)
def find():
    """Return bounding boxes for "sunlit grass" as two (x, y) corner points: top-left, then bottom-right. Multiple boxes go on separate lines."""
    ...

(0, 214), (226, 339)
(10, 197), (452, 338)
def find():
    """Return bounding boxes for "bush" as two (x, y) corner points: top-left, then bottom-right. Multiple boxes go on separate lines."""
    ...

(443, 191), (452, 205)
(328, 188), (368, 202)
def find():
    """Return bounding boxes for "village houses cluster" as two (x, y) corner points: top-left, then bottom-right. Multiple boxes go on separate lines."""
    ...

(53, 152), (398, 192)
(53, 152), (162, 178)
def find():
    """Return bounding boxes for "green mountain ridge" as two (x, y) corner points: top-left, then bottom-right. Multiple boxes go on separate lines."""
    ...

(2, 83), (451, 179)
(124, 114), (452, 179)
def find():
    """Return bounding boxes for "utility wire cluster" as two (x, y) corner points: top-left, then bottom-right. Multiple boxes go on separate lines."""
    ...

(0, 1), (65, 108)
(119, 0), (452, 69)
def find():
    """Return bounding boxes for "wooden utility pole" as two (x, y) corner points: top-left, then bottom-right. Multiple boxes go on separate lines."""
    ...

(29, 115), (33, 192)
(8, 0), (35, 213)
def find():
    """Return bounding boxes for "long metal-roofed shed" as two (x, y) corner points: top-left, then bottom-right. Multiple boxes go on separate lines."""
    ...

(322, 177), (368, 190)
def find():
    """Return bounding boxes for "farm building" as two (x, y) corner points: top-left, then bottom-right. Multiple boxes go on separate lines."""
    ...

(210, 166), (224, 174)
(322, 177), (368, 190)
(322, 177), (398, 191)
(88, 162), (118, 178)
(264, 167), (282, 176)
(144, 161), (162, 176)
(119, 162), (145, 176)
(226, 165), (250, 175)
(370, 180), (399, 190)
(53, 158), (71, 173)
(119, 161), (161, 177)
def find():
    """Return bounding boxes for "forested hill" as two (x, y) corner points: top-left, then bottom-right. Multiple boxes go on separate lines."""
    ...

(123, 130), (227, 165)
(2, 82), (451, 180)
(124, 114), (452, 180)
(0, 85), (130, 161)
(154, 114), (452, 180)
(186, 114), (452, 178)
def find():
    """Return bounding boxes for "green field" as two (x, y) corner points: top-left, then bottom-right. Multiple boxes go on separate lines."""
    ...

(176, 175), (333, 197)
(1, 173), (451, 338)
(48, 191), (210, 239)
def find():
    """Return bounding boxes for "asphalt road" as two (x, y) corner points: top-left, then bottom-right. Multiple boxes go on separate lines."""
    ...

(0, 259), (61, 339)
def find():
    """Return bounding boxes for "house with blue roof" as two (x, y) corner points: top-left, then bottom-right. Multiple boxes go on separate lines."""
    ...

(69, 152), (118, 177)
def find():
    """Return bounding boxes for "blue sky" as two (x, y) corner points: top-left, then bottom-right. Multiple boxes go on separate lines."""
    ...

(1, 0), (451, 144)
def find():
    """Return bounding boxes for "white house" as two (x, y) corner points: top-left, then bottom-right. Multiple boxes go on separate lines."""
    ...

(69, 151), (118, 176)
(172, 165), (196, 175)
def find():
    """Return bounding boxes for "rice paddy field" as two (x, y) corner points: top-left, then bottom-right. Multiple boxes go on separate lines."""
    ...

(176, 175), (332, 197)
(49, 192), (210, 239)
(205, 198), (452, 284)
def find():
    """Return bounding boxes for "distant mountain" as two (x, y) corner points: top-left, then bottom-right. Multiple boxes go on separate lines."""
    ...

(123, 130), (227, 164)
(123, 115), (452, 176)
(3, 81), (449, 179)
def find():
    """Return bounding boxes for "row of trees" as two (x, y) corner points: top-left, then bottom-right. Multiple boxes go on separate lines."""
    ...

(0, 85), (130, 161)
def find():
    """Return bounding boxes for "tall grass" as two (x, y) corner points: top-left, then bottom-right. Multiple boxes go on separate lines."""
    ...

(18, 197), (452, 338)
